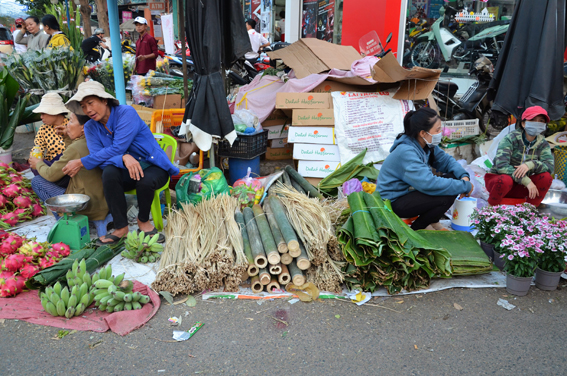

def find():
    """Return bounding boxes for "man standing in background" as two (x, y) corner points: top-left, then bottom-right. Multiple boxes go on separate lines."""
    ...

(134, 16), (158, 75)
(276, 11), (285, 42)
(245, 19), (269, 65)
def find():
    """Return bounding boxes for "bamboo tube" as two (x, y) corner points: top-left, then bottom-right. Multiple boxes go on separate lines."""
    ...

(279, 265), (291, 285)
(285, 165), (323, 199)
(251, 276), (263, 293)
(243, 207), (268, 269)
(252, 204), (281, 265)
(296, 239), (311, 270)
(269, 263), (282, 275)
(268, 196), (300, 256)
(264, 202), (288, 254)
(280, 253), (293, 265)
(288, 259), (305, 286)
(259, 268), (271, 285)
(290, 178), (306, 195)
(282, 170), (292, 187)
(235, 211), (259, 277)
(267, 277), (280, 292)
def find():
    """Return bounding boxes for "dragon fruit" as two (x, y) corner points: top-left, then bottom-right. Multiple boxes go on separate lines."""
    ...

(1, 254), (28, 272)
(18, 241), (46, 257)
(0, 271), (14, 282)
(0, 275), (26, 297)
(51, 242), (71, 257)
(0, 234), (24, 256)
(31, 203), (45, 217)
(13, 195), (32, 209)
(8, 173), (24, 184)
(0, 162), (10, 169)
(1, 212), (19, 227)
(19, 264), (39, 279)
(0, 194), (7, 208)
(39, 257), (56, 269)
(3, 184), (22, 198)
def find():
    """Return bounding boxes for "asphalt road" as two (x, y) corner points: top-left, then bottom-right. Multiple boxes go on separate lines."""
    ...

(1, 284), (566, 375)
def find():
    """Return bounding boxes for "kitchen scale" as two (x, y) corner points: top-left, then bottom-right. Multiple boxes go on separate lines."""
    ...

(45, 194), (91, 250)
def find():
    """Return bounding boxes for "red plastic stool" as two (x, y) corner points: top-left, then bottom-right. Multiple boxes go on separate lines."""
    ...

(500, 198), (526, 206)
(401, 216), (419, 225)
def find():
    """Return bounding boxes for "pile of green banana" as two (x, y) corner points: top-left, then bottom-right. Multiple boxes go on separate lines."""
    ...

(92, 277), (151, 313)
(40, 259), (95, 319)
(122, 230), (164, 264)
(548, 119), (566, 134)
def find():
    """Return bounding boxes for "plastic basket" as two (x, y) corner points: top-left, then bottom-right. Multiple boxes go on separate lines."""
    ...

(554, 145), (567, 183)
(218, 130), (269, 159)
(442, 119), (480, 140)
(150, 109), (204, 188)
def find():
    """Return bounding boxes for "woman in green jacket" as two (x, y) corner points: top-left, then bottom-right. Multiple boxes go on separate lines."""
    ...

(485, 106), (554, 206)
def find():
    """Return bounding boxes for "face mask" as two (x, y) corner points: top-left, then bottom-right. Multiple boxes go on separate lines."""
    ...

(524, 121), (547, 137)
(422, 131), (443, 148)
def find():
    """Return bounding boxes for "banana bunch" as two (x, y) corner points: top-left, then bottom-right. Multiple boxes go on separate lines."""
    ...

(40, 259), (95, 319)
(548, 120), (567, 134)
(122, 231), (163, 264)
(92, 277), (151, 313)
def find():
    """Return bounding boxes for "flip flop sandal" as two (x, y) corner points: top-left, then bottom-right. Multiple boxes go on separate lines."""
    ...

(137, 228), (165, 243)
(96, 234), (123, 246)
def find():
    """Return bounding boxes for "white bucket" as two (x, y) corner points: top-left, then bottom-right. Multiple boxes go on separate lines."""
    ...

(451, 197), (477, 232)
(0, 146), (13, 165)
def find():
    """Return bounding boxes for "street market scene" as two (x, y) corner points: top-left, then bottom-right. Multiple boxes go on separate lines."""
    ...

(0, 0), (567, 373)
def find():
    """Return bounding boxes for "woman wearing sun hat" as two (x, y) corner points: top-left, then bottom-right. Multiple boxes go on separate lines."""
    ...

(30, 93), (72, 184)
(485, 105), (554, 206)
(63, 81), (179, 245)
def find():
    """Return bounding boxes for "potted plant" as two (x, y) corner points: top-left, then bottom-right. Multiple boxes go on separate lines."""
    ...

(534, 219), (567, 291)
(0, 69), (40, 164)
(499, 227), (540, 296)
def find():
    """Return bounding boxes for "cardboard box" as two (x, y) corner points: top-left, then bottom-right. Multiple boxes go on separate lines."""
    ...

(311, 80), (380, 93)
(262, 109), (290, 127)
(304, 177), (323, 186)
(287, 126), (335, 145)
(153, 94), (185, 109)
(265, 146), (293, 160)
(292, 109), (335, 126)
(270, 138), (288, 149)
(293, 143), (340, 161)
(297, 160), (341, 178)
(131, 104), (155, 126)
(268, 38), (362, 79)
(265, 124), (289, 140)
(275, 92), (332, 110)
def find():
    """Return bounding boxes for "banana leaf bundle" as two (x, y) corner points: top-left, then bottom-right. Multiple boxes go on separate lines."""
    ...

(338, 191), (452, 294)
(26, 240), (125, 289)
(416, 230), (493, 275)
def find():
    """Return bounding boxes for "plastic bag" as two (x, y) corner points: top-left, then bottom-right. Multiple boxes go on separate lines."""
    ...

(551, 178), (566, 190)
(232, 167), (264, 209)
(343, 178), (363, 196)
(176, 167), (230, 207)
(456, 160), (488, 201)
(487, 124), (516, 161)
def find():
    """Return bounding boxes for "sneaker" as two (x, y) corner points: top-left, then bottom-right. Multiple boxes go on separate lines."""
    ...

(15, 124), (34, 134)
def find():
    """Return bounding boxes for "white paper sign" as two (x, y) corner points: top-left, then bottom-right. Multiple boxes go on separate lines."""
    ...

(161, 14), (175, 55)
(332, 91), (413, 164)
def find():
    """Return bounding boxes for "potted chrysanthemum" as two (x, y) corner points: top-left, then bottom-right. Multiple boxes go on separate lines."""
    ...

(534, 219), (567, 291)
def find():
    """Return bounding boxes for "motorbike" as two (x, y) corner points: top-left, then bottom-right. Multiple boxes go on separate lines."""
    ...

(431, 56), (503, 133)
(228, 42), (290, 86)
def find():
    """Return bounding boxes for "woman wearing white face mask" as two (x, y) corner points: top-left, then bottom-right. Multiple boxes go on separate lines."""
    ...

(485, 106), (554, 206)
(377, 108), (473, 230)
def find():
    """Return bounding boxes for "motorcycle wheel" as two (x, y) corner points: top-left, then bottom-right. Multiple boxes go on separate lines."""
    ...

(228, 71), (248, 86)
(410, 41), (440, 69)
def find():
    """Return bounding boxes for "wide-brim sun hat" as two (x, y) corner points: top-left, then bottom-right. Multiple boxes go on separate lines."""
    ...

(66, 81), (120, 115)
(32, 92), (70, 115)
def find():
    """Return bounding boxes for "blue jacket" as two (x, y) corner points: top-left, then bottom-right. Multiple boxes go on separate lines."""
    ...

(377, 135), (471, 201)
(81, 105), (180, 176)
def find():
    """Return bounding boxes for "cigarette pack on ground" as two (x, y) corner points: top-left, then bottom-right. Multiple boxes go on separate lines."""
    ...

(270, 138), (288, 148)
(296, 160), (341, 178)
(265, 146), (293, 160)
(292, 109), (335, 126)
(287, 126), (335, 145)
(293, 143), (340, 161)
(264, 124), (289, 140)
(275, 93), (332, 109)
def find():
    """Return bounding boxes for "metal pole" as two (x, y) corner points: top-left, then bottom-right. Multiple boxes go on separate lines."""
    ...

(64, 0), (71, 28)
(177, 0), (188, 100)
(106, 0), (126, 104)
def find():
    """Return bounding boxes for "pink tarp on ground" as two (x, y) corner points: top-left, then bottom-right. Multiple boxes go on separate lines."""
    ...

(0, 281), (160, 336)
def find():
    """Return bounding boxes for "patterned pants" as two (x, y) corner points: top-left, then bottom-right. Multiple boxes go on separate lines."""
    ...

(31, 175), (67, 219)
(485, 172), (552, 207)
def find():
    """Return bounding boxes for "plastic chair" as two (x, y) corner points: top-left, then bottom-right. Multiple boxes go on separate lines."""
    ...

(125, 133), (177, 231)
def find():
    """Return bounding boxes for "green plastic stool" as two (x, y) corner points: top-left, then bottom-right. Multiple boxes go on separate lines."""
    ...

(125, 133), (177, 231)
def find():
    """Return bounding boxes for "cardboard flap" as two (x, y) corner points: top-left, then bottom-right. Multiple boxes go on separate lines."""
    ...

(268, 38), (361, 79)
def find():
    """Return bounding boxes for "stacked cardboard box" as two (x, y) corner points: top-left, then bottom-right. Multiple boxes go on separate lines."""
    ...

(263, 109), (292, 160)
(276, 92), (340, 178)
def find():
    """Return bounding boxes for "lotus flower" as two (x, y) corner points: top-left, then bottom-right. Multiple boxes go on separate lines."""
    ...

(19, 264), (39, 279)
(1, 254), (28, 272)
(3, 184), (22, 198)
(13, 195), (32, 209)
(0, 275), (26, 297)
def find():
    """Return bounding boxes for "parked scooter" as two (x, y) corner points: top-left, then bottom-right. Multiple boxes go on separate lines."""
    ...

(432, 56), (496, 133)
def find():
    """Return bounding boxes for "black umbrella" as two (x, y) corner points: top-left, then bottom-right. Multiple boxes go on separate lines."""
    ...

(489, 0), (566, 121)
(181, 0), (251, 151)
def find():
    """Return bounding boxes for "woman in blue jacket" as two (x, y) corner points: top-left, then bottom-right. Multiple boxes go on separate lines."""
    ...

(63, 81), (180, 244)
(377, 108), (473, 230)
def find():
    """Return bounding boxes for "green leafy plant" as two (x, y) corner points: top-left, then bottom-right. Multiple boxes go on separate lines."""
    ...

(0, 70), (32, 151)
